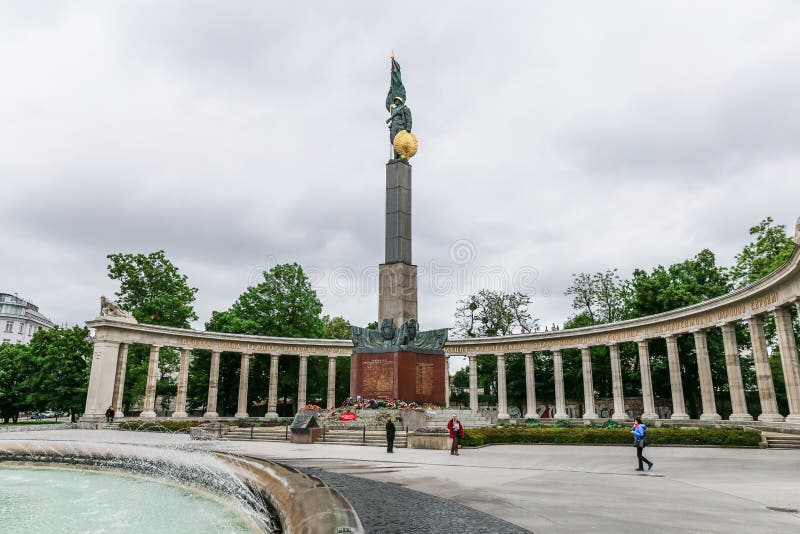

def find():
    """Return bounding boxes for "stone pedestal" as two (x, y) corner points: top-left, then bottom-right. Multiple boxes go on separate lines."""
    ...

(350, 350), (445, 404)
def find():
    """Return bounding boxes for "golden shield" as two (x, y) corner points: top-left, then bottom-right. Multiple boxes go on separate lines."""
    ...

(393, 130), (419, 159)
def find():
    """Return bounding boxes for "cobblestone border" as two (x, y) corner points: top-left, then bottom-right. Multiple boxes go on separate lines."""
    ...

(297, 466), (532, 534)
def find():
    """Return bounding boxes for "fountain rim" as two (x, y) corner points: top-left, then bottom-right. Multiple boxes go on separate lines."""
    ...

(0, 441), (364, 534)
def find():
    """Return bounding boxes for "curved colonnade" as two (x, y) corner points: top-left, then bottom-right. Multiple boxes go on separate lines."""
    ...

(83, 241), (800, 425)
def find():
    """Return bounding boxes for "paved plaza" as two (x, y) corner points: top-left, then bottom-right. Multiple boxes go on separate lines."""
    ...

(2, 428), (800, 533)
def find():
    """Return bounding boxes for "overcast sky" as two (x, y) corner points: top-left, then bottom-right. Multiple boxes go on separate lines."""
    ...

(2, 2), (799, 344)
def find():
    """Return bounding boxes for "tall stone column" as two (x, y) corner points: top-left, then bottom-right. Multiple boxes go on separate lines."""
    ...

(553, 350), (568, 419)
(235, 353), (251, 419)
(204, 350), (221, 419)
(444, 355), (451, 408)
(636, 340), (659, 419)
(496, 353), (510, 420)
(580, 346), (596, 419)
(297, 354), (309, 411)
(140, 345), (161, 419)
(81, 339), (122, 422)
(693, 329), (720, 420)
(266, 353), (280, 419)
(748, 315), (783, 421)
(327, 355), (337, 409)
(524, 352), (538, 419)
(720, 322), (752, 421)
(111, 343), (129, 418)
(774, 306), (800, 423)
(172, 348), (192, 418)
(468, 354), (478, 412)
(608, 344), (627, 421)
(665, 335), (689, 419)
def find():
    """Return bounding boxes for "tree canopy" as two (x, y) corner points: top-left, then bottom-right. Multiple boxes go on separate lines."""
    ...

(454, 289), (538, 337)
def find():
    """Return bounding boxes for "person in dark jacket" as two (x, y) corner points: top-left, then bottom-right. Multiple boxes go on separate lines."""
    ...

(386, 417), (396, 453)
(632, 416), (653, 471)
(447, 414), (464, 455)
(105, 406), (115, 424)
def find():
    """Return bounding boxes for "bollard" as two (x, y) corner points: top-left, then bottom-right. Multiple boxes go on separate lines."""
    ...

(363, 425), (366, 444)
(285, 424), (289, 441)
(250, 423), (254, 440)
(323, 425), (326, 442)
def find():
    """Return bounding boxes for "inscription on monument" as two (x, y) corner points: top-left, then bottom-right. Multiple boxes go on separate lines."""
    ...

(416, 362), (434, 396)
(362, 359), (394, 397)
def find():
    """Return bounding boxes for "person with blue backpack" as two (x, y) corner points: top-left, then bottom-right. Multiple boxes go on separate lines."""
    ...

(632, 416), (653, 471)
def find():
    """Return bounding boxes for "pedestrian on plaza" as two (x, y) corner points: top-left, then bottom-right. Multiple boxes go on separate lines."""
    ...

(105, 405), (115, 424)
(632, 416), (653, 471)
(447, 413), (464, 455)
(386, 417), (396, 453)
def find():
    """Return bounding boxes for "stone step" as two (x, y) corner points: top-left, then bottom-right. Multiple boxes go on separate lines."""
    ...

(766, 435), (800, 449)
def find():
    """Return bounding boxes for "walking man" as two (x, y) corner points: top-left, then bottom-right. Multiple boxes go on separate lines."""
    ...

(386, 417), (396, 453)
(447, 413), (464, 455)
(632, 416), (653, 471)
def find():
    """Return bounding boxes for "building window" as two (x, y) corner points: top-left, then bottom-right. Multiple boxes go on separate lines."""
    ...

(18, 322), (24, 334)
(4, 321), (12, 333)
(28, 325), (33, 335)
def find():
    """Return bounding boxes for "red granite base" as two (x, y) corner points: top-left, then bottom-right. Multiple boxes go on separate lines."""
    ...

(350, 351), (445, 404)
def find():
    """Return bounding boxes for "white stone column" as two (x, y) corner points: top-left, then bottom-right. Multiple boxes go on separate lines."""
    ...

(693, 329), (721, 420)
(266, 353), (280, 419)
(444, 355), (451, 408)
(327, 355), (337, 409)
(524, 352), (538, 419)
(608, 344), (627, 421)
(111, 343), (129, 418)
(235, 352), (251, 418)
(720, 322), (752, 421)
(297, 354), (309, 412)
(553, 350), (568, 419)
(496, 353), (510, 420)
(636, 340), (659, 419)
(665, 335), (690, 419)
(748, 315), (783, 421)
(140, 345), (161, 419)
(172, 348), (192, 418)
(774, 306), (800, 423)
(468, 353), (478, 412)
(204, 350), (220, 419)
(81, 339), (122, 422)
(580, 346), (596, 419)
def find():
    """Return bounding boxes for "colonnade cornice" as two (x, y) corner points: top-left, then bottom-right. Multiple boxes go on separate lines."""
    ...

(86, 319), (354, 356)
(444, 245), (800, 355)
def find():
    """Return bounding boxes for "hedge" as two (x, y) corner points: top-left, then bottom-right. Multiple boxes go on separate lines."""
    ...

(118, 420), (202, 433)
(460, 427), (761, 448)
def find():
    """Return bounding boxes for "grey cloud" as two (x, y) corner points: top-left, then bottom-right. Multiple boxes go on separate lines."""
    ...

(1, 2), (799, 335)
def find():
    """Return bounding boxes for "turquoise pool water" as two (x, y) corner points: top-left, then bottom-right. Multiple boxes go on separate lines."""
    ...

(0, 467), (253, 533)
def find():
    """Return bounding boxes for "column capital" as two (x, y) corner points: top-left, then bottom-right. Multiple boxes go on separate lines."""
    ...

(663, 334), (678, 342)
(690, 327), (707, 334)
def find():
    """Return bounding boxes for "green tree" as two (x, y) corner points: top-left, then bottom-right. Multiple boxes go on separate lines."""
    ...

(25, 326), (93, 422)
(565, 269), (627, 324)
(0, 343), (32, 423)
(730, 217), (794, 288)
(454, 290), (538, 337)
(323, 315), (351, 340)
(107, 250), (198, 414)
(191, 263), (332, 415)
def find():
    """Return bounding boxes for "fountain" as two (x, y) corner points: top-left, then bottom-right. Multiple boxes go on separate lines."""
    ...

(0, 434), (363, 533)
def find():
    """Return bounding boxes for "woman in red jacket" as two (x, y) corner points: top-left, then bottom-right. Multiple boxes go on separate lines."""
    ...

(447, 414), (465, 455)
